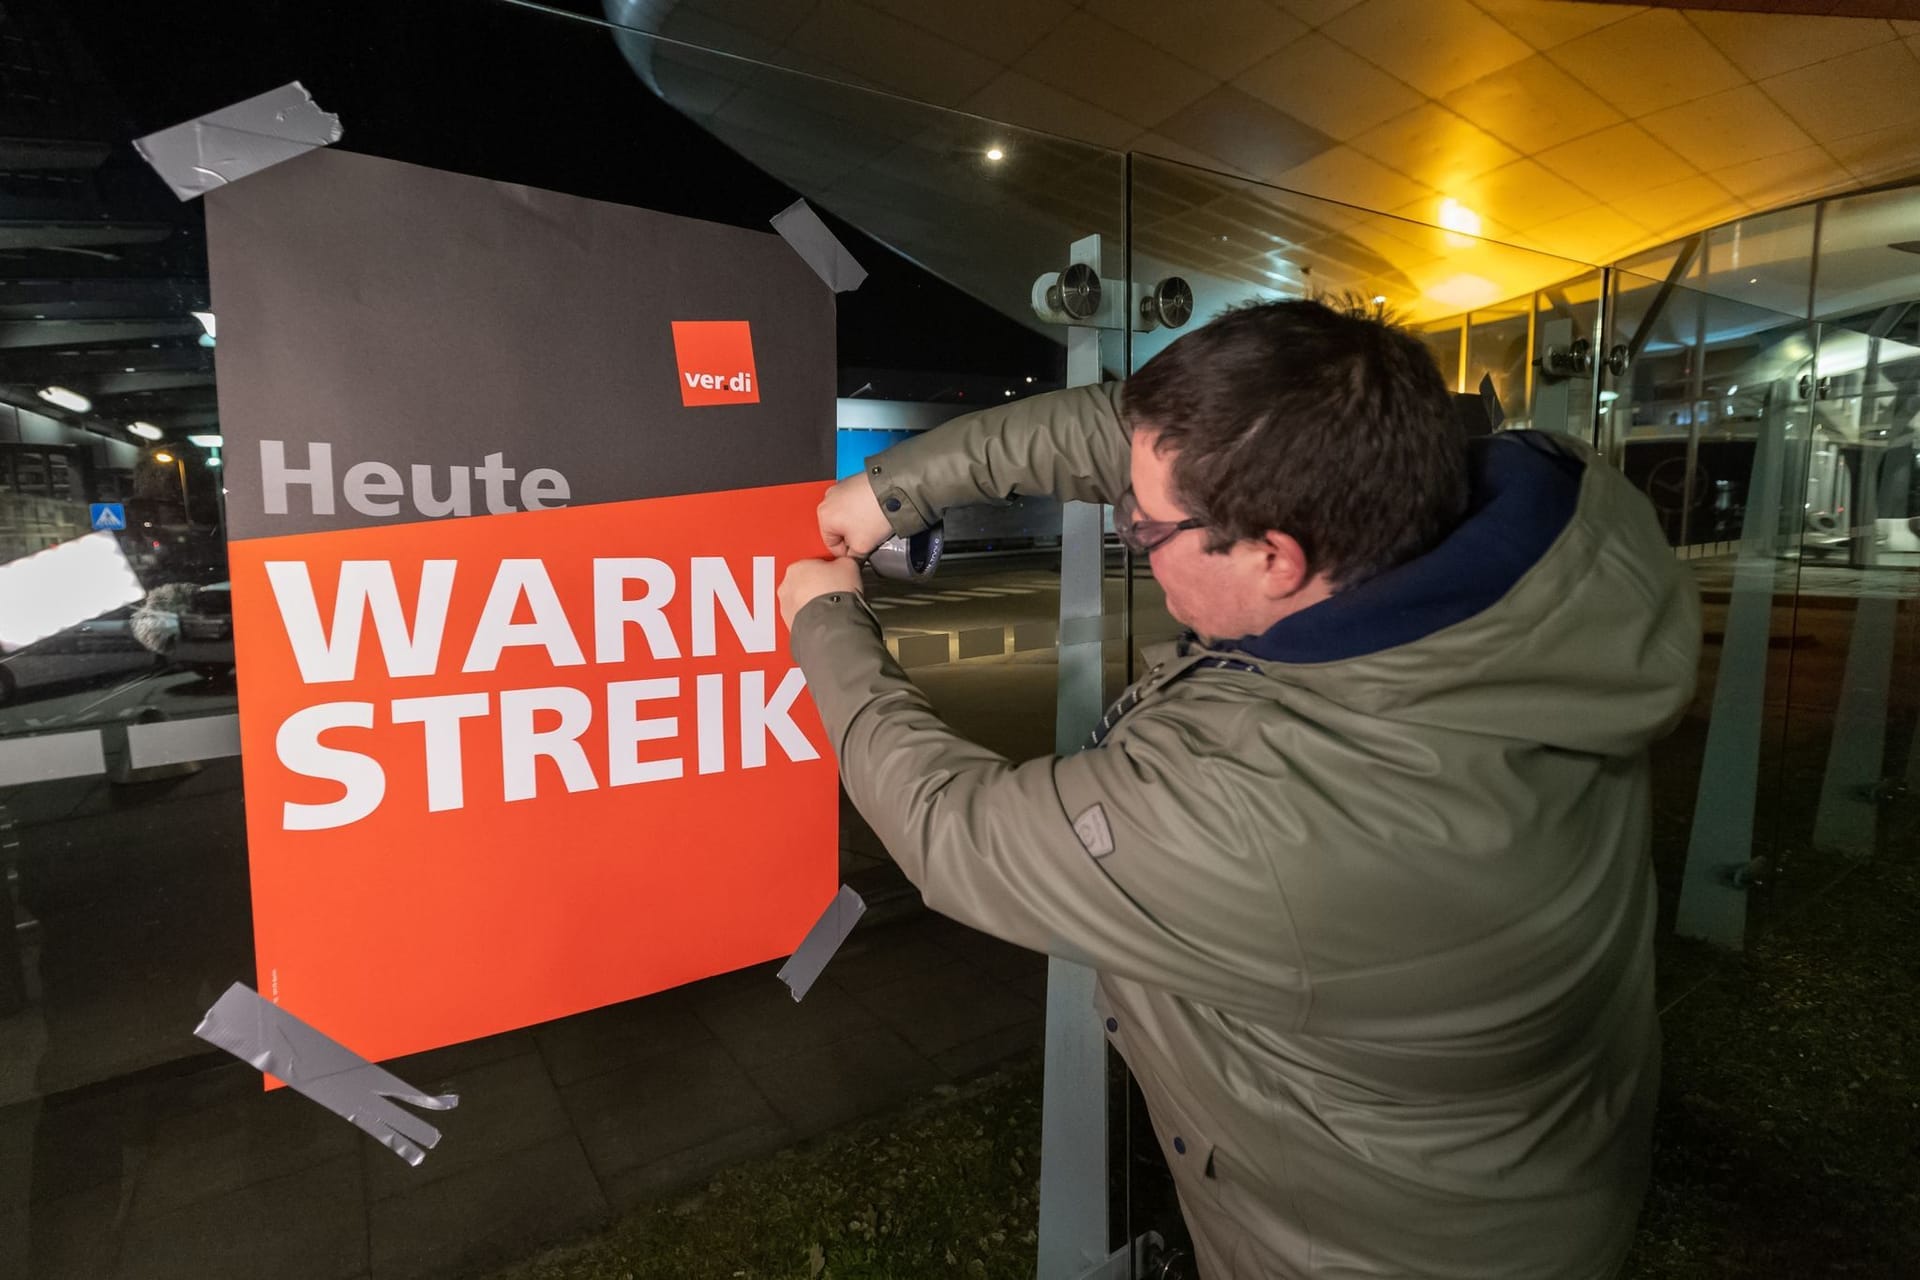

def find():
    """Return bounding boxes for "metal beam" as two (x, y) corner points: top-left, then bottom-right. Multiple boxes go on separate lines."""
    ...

(1620, 235), (1701, 365)
(0, 137), (113, 171)
(0, 220), (173, 251)
(0, 318), (203, 349)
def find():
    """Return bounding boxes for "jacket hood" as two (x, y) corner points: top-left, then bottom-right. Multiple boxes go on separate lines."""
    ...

(1225, 432), (1701, 757)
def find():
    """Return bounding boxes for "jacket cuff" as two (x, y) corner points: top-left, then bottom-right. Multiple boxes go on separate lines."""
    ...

(862, 459), (935, 539)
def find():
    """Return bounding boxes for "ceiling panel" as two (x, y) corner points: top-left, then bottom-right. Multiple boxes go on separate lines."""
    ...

(962, 70), (1142, 150)
(860, 0), (1074, 63)
(1685, 10), (1899, 79)
(1609, 173), (1744, 237)
(1537, 121), (1698, 199)
(1518, 205), (1648, 263)
(1547, 8), (1748, 114)
(1231, 32), (1425, 141)
(1472, 0), (1644, 48)
(1155, 86), (1335, 184)
(1269, 0), (1368, 26)
(1638, 84), (1818, 172)
(1827, 122), (1920, 184)
(1351, 103), (1523, 191)
(785, 0), (1000, 107)
(1084, 0), (1307, 79)
(627, 0), (1920, 328)
(1276, 145), (1439, 213)
(1455, 157), (1597, 229)
(1014, 10), (1216, 129)
(1758, 41), (1920, 144)
(1321, 0), (1535, 97)
(1708, 144), (1842, 208)
(1441, 53), (1623, 155)
(1587, 0), (1920, 17)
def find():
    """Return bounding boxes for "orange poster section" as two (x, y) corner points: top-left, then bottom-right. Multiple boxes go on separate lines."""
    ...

(228, 480), (838, 1069)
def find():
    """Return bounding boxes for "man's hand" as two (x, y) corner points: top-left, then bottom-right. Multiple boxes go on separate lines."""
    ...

(780, 557), (864, 628)
(817, 475), (896, 558)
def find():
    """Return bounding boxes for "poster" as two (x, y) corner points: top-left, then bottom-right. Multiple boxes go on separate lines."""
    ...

(207, 149), (838, 1066)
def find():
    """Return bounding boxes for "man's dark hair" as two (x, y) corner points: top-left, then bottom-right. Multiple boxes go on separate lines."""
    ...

(1122, 298), (1468, 589)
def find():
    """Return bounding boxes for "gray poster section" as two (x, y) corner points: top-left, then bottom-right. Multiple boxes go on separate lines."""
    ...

(206, 148), (835, 541)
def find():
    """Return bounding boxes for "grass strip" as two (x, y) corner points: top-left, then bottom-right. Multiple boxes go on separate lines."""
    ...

(498, 851), (1916, 1279)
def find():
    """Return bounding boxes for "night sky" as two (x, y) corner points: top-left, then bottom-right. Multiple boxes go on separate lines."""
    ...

(56, 0), (1061, 386)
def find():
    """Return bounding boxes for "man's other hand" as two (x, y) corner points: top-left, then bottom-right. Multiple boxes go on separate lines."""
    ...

(818, 475), (895, 558)
(780, 557), (864, 628)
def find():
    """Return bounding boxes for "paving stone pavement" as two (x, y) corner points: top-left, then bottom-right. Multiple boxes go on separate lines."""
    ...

(2, 910), (1049, 1280)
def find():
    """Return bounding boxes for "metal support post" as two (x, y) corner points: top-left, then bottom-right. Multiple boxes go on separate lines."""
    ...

(1037, 232), (1113, 1280)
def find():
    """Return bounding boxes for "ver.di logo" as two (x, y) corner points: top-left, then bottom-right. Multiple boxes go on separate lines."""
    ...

(671, 320), (760, 407)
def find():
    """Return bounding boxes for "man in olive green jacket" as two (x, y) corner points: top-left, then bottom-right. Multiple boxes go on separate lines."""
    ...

(778, 301), (1701, 1279)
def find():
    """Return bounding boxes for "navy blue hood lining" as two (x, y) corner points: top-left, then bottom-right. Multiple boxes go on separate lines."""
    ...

(1228, 431), (1585, 665)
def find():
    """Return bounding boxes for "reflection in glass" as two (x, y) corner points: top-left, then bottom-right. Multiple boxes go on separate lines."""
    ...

(0, 532), (144, 649)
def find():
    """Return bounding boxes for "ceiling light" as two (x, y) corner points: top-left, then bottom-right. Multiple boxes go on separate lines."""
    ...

(191, 310), (216, 338)
(37, 385), (90, 413)
(1437, 198), (1482, 237)
(985, 146), (1005, 162)
(153, 451), (176, 464)
(129, 421), (163, 440)
(187, 433), (224, 447)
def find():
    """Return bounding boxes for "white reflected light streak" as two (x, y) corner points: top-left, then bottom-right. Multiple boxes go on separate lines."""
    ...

(0, 532), (144, 651)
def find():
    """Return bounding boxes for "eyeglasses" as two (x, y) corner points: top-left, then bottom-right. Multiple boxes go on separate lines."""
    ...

(1114, 490), (1206, 555)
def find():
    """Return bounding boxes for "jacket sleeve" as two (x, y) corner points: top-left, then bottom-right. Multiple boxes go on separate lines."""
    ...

(789, 593), (1311, 1025)
(865, 382), (1131, 537)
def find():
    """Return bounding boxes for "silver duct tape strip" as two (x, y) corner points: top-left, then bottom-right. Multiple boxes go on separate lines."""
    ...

(134, 81), (343, 202)
(128, 713), (241, 769)
(0, 730), (105, 786)
(777, 884), (867, 1002)
(194, 983), (459, 1166)
(1058, 614), (1107, 647)
(770, 199), (868, 293)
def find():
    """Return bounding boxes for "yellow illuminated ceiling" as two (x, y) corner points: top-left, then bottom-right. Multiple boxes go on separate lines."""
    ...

(608, 0), (1920, 322)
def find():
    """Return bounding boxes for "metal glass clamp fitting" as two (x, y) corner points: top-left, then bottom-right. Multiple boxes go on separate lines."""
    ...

(1139, 277), (1194, 330)
(1045, 263), (1102, 321)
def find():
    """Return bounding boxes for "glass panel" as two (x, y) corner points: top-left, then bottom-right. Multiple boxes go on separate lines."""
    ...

(1600, 205), (1821, 949)
(1120, 151), (1605, 1268)
(1794, 186), (1920, 879)
(1415, 317), (1465, 393)
(1464, 294), (1531, 424)
(6, 5), (1123, 1276)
